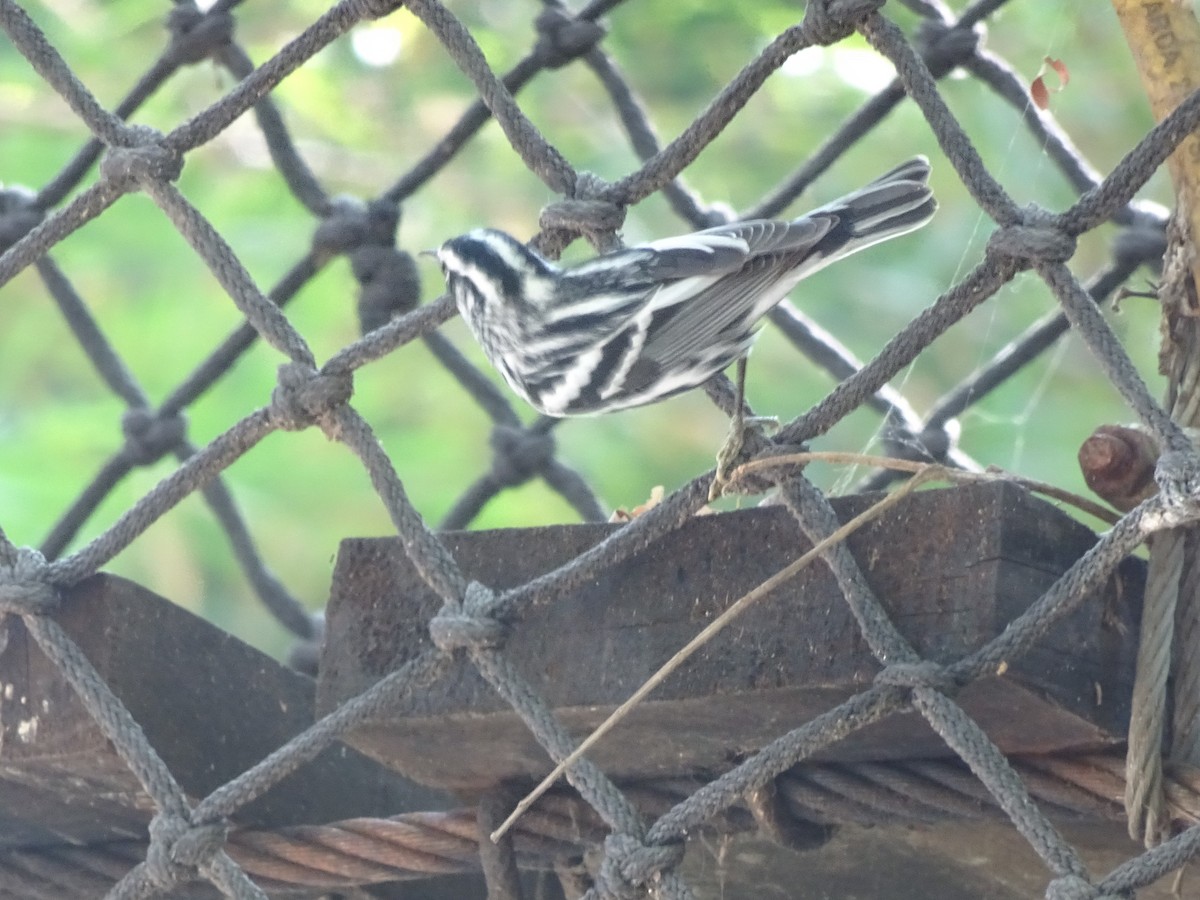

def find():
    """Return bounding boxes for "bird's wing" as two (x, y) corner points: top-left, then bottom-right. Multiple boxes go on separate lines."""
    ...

(633, 220), (835, 370)
(564, 232), (751, 285)
(524, 219), (835, 411)
(518, 231), (760, 372)
(633, 216), (831, 278)
(683, 217), (833, 258)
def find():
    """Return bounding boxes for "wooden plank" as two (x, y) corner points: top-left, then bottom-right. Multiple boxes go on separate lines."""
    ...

(679, 822), (1184, 900)
(0, 574), (452, 849)
(318, 483), (1144, 791)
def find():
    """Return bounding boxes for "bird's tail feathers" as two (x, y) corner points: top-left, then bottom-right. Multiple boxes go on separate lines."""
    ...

(815, 155), (937, 251)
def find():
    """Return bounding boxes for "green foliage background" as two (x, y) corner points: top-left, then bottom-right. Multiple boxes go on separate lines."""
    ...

(0, 1), (1170, 656)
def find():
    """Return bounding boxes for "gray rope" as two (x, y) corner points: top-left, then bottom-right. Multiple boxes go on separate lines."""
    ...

(428, 582), (692, 898)
(405, 0), (580, 196)
(8, 0), (1200, 895)
(47, 409), (276, 584)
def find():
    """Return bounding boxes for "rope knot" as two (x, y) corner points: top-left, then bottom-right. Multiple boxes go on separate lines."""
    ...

(165, 3), (234, 65)
(915, 19), (985, 74)
(100, 129), (183, 190)
(121, 408), (187, 465)
(0, 547), (58, 616)
(269, 362), (353, 436)
(1150, 449), (1200, 529)
(533, 6), (607, 69)
(429, 583), (506, 654)
(351, 245), (421, 334)
(352, 0), (404, 19)
(986, 208), (1076, 267)
(874, 660), (958, 695)
(313, 196), (399, 261)
(0, 186), (42, 255)
(595, 833), (685, 898)
(801, 0), (886, 46)
(145, 813), (229, 888)
(538, 174), (626, 256)
(490, 424), (556, 487)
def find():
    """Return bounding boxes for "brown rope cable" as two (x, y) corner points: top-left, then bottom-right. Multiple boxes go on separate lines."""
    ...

(0, 753), (1191, 895)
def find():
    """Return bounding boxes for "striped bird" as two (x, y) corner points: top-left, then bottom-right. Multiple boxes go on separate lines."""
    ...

(434, 157), (936, 418)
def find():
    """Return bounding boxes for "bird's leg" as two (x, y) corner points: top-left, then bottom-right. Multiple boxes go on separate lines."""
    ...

(710, 357), (778, 500)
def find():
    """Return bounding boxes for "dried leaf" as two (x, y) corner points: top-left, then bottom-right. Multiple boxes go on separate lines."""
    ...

(1046, 56), (1070, 88)
(1031, 75), (1050, 110)
(1030, 56), (1069, 109)
(608, 485), (665, 521)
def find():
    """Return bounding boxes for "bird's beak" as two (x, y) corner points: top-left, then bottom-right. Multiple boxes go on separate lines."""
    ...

(419, 248), (438, 259)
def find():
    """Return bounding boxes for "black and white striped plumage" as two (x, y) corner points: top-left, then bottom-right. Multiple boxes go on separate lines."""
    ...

(435, 157), (936, 417)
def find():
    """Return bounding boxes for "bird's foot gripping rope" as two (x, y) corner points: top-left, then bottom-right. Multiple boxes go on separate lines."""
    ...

(710, 357), (779, 500)
(711, 414), (780, 501)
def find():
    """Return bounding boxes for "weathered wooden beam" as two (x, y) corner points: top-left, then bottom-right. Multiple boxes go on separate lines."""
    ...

(679, 821), (1186, 900)
(319, 482), (1144, 791)
(0, 574), (451, 849)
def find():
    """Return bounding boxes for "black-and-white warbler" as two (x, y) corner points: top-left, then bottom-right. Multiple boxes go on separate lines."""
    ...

(434, 157), (936, 418)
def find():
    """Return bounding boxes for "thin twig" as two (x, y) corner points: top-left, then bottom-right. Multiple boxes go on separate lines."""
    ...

(734, 451), (1121, 526)
(491, 470), (938, 841)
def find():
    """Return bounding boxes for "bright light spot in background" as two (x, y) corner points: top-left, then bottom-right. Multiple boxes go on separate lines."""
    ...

(352, 24), (403, 67)
(832, 47), (896, 93)
(782, 46), (897, 94)
(781, 47), (824, 79)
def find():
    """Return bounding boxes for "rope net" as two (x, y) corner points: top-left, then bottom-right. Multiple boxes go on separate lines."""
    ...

(1, 0), (1199, 896)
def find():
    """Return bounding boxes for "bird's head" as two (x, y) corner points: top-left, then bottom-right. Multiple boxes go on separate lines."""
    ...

(431, 229), (552, 318)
